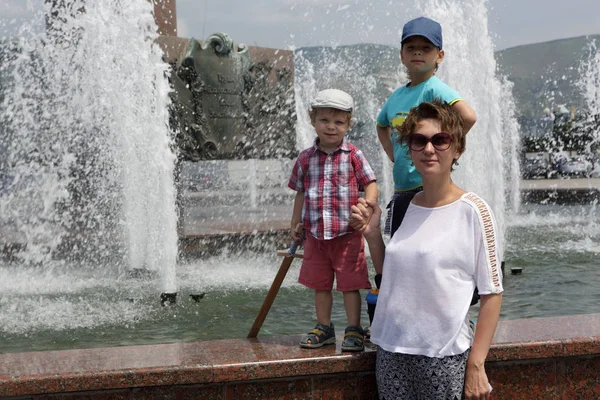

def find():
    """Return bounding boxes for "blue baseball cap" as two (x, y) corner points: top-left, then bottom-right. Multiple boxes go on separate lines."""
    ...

(401, 17), (443, 49)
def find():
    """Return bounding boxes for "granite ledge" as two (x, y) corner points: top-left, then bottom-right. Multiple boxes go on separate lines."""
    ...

(1, 314), (599, 397)
(487, 337), (600, 362)
(488, 313), (600, 361)
(0, 366), (212, 398)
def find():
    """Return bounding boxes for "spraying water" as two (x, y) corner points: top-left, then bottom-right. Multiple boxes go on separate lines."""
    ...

(0, 1), (177, 292)
(415, 0), (522, 238)
(2, 0), (600, 352)
(578, 39), (600, 147)
(579, 40), (600, 111)
(294, 44), (404, 206)
(293, 0), (522, 243)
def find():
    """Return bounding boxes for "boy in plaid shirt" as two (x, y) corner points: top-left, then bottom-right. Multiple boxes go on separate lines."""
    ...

(288, 89), (378, 352)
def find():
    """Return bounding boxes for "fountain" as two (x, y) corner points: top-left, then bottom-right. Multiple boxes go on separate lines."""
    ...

(1, 1), (600, 398)
(0, 0), (299, 350)
(0, 0), (598, 372)
(579, 39), (600, 150)
(294, 0), (522, 241)
(0, 0), (178, 309)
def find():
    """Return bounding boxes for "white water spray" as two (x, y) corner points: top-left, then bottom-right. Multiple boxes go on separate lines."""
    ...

(411, 0), (521, 240)
(293, 0), (521, 243)
(0, 1), (178, 292)
(578, 39), (600, 128)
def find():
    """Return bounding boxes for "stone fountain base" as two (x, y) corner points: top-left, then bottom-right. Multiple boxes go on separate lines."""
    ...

(1, 314), (599, 399)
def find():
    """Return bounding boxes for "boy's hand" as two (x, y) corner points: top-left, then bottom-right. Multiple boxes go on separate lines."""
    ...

(349, 198), (369, 232)
(350, 198), (381, 236)
(290, 222), (303, 242)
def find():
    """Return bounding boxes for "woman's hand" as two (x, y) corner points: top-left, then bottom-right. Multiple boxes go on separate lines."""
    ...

(464, 363), (491, 400)
(465, 294), (502, 399)
(350, 198), (381, 237)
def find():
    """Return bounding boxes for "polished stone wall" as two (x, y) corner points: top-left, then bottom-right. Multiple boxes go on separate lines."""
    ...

(1, 314), (599, 399)
(152, 0), (177, 36)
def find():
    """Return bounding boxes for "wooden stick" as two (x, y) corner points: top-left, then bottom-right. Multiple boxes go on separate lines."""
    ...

(276, 249), (304, 258)
(248, 226), (303, 338)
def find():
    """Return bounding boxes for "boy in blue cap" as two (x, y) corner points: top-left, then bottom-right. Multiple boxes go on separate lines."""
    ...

(377, 16), (477, 235)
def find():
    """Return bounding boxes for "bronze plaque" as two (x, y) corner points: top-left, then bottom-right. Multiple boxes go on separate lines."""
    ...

(195, 35), (250, 158)
(168, 33), (296, 161)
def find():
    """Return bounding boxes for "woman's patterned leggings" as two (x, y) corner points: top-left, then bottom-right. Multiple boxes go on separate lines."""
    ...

(376, 347), (470, 400)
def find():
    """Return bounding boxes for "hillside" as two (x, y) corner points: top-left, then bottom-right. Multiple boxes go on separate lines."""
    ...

(495, 34), (600, 122)
(297, 35), (600, 135)
(295, 43), (401, 109)
(2, 34), (599, 137)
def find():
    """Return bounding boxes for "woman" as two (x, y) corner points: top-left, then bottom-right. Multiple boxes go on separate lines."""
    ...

(351, 100), (503, 400)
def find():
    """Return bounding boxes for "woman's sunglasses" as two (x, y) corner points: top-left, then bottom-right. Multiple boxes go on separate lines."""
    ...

(407, 132), (454, 151)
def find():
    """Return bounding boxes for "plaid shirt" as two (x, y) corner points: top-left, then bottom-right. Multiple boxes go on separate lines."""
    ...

(288, 137), (377, 240)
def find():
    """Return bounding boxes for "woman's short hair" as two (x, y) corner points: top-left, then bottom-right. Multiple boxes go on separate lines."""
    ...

(397, 99), (465, 156)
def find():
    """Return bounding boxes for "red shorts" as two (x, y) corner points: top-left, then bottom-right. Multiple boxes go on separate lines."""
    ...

(298, 231), (371, 292)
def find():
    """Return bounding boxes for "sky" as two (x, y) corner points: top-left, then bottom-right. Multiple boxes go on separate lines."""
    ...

(174, 0), (600, 50)
(1, 0), (599, 51)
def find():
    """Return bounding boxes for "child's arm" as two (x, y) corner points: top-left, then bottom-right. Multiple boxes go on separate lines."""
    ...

(363, 181), (378, 204)
(376, 125), (395, 162)
(350, 198), (385, 275)
(363, 180), (379, 219)
(357, 181), (379, 232)
(452, 100), (477, 134)
(290, 191), (304, 242)
(356, 181), (378, 231)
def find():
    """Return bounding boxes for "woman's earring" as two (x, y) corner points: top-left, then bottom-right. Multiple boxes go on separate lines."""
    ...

(453, 159), (459, 166)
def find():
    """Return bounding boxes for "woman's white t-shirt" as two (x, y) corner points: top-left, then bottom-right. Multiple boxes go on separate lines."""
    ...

(370, 192), (504, 358)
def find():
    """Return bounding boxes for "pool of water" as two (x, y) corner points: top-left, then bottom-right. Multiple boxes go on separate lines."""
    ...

(1, 203), (599, 354)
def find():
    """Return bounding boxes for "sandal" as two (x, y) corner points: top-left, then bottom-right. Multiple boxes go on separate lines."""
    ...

(341, 326), (365, 352)
(299, 323), (336, 348)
